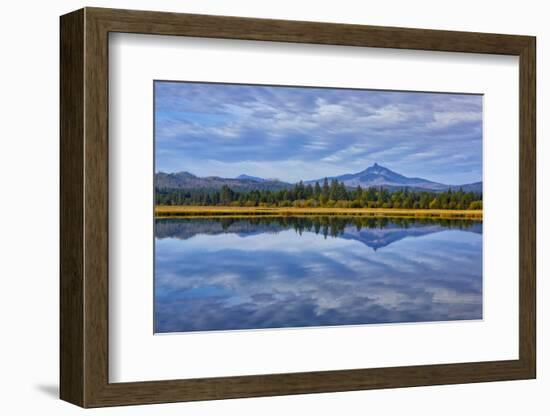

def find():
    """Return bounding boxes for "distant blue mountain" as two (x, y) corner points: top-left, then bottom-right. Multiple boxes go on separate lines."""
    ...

(155, 171), (290, 191)
(306, 163), (482, 193)
(236, 174), (269, 182)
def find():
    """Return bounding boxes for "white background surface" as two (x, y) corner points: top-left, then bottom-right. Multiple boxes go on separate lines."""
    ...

(109, 34), (519, 382)
(0, 0), (546, 415)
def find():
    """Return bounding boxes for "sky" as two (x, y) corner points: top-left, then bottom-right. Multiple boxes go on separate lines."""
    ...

(154, 81), (482, 185)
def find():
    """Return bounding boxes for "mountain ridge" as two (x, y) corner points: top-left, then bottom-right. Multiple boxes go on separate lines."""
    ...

(305, 163), (470, 191)
(236, 174), (271, 182)
(155, 171), (291, 192)
(155, 163), (482, 194)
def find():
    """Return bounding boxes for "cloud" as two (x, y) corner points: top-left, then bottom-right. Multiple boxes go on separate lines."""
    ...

(155, 82), (482, 184)
(427, 110), (482, 129)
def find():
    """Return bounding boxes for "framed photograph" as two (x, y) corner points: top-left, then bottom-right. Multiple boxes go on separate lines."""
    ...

(60, 7), (536, 408)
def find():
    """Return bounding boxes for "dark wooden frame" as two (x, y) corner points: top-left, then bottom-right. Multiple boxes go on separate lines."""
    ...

(60, 7), (536, 408)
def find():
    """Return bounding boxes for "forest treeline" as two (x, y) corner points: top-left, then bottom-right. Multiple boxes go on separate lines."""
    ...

(155, 178), (483, 210)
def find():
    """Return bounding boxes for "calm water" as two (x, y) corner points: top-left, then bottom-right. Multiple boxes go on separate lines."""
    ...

(154, 216), (482, 333)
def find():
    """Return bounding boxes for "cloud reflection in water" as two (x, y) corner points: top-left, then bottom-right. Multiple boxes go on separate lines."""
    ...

(154, 217), (482, 333)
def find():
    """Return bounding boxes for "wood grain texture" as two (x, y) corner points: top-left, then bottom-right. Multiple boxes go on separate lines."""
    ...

(88, 7), (532, 54)
(59, 8), (84, 407)
(59, 7), (537, 408)
(518, 38), (536, 375)
(83, 10), (110, 406)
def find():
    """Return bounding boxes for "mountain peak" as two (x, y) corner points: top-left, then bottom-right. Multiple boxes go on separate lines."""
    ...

(305, 163), (452, 191)
(364, 163), (392, 174)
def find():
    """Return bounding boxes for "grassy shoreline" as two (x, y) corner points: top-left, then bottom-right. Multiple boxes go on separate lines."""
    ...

(155, 205), (483, 220)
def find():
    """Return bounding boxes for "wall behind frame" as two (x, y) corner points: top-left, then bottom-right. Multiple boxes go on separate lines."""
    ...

(0, 1), (545, 415)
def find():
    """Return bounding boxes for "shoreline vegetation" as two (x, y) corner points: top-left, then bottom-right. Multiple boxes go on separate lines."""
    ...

(155, 205), (483, 220)
(156, 176), (483, 220)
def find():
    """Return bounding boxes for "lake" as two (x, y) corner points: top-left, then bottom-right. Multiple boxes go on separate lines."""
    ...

(154, 216), (482, 333)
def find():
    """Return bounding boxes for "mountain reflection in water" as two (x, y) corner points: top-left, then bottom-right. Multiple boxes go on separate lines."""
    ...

(154, 216), (482, 333)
